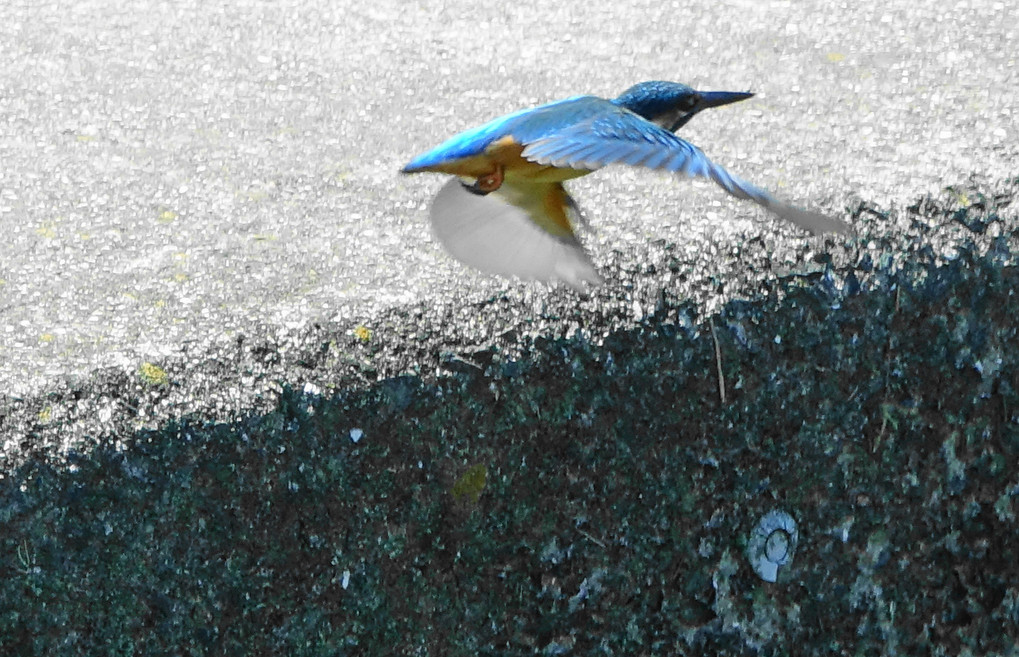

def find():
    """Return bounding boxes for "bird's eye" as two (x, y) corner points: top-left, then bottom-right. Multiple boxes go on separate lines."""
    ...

(685, 94), (701, 110)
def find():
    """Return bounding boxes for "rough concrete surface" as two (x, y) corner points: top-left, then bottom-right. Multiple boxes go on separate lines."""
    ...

(1, 1), (1018, 655)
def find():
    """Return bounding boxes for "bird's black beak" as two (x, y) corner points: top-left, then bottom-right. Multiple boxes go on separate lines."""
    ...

(668, 90), (754, 131)
(698, 90), (754, 111)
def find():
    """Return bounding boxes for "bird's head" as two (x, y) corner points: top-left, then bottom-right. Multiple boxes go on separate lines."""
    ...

(612, 80), (753, 132)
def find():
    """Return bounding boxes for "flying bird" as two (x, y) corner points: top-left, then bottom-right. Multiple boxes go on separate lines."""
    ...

(402, 81), (848, 291)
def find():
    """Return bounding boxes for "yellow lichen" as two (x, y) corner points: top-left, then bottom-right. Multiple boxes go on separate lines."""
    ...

(139, 362), (169, 386)
(353, 325), (372, 343)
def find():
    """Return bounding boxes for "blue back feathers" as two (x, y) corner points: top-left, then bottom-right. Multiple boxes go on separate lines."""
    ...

(403, 96), (614, 172)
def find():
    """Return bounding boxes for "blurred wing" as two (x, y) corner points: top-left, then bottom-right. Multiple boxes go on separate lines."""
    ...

(428, 178), (602, 292)
(522, 108), (850, 235)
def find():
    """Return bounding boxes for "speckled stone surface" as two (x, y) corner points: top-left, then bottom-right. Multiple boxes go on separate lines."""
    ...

(1, 2), (1018, 654)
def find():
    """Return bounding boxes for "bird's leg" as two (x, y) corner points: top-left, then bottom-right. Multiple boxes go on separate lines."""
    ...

(469, 164), (504, 194)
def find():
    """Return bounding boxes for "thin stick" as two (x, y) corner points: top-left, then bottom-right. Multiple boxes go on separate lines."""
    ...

(710, 318), (726, 404)
(578, 528), (607, 549)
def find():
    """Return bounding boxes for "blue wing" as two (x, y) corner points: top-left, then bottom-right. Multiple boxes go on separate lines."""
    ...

(521, 107), (850, 235)
(406, 95), (849, 236)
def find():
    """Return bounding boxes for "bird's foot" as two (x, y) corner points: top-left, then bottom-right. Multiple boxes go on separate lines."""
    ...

(466, 165), (504, 195)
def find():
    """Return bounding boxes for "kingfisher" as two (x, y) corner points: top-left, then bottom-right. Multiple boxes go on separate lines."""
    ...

(402, 81), (849, 291)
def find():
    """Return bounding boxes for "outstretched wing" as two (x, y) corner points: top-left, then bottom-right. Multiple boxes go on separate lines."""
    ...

(428, 178), (602, 292)
(521, 107), (850, 235)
